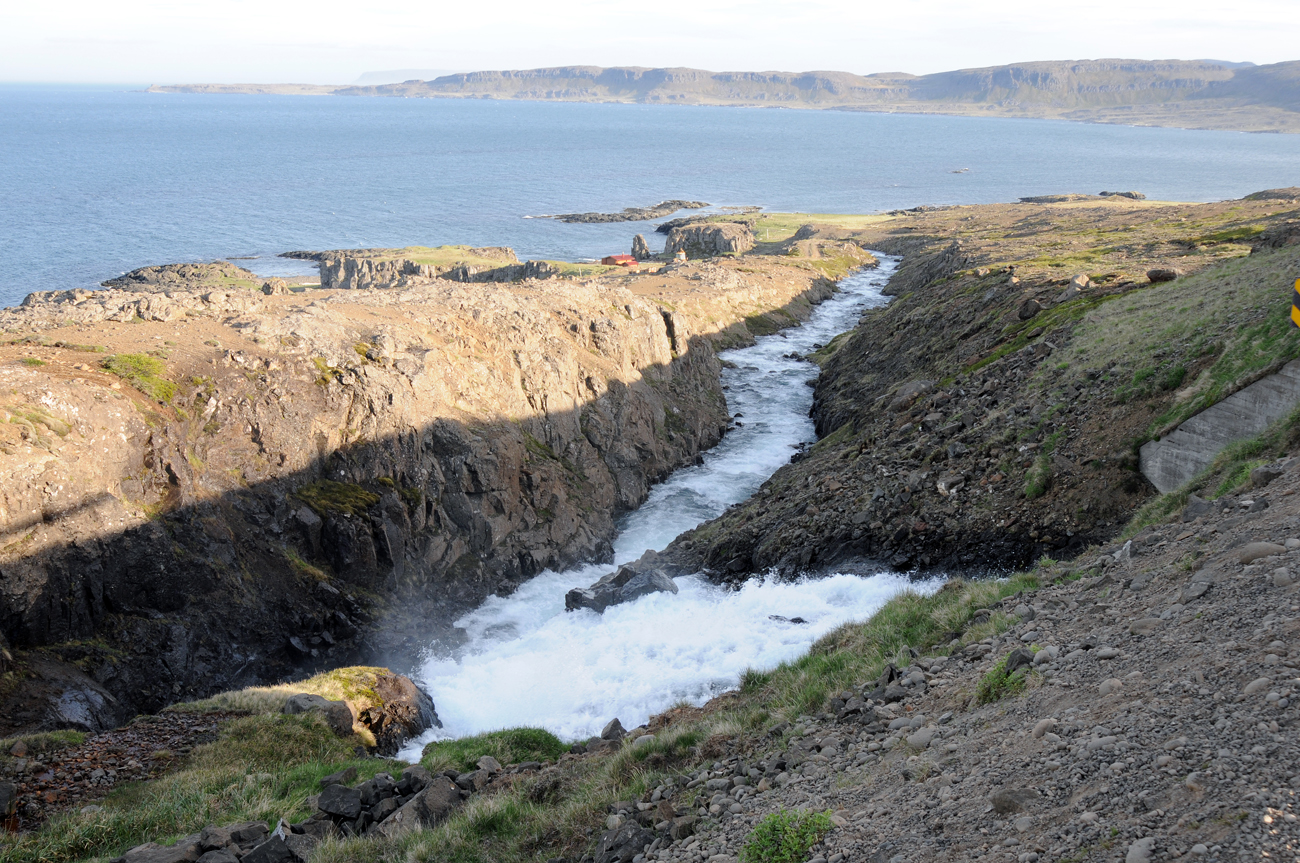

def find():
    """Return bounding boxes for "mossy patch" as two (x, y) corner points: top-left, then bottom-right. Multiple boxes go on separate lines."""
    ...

(295, 480), (379, 517)
(102, 354), (177, 403)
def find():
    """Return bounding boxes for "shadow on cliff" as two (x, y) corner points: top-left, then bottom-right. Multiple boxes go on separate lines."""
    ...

(0, 333), (738, 735)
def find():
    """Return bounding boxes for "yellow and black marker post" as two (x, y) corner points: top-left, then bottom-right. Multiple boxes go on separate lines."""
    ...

(1294, 278), (1300, 329)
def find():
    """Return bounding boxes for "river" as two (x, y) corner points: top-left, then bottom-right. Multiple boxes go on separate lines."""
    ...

(400, 257), (947, 756)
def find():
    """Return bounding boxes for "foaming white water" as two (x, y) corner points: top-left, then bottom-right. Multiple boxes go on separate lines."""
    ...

(413, 571), (943, 746)
(402, 258), (907, 757)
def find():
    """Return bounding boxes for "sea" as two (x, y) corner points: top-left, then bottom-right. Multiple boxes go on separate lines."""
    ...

(2, 83), (1300, 309)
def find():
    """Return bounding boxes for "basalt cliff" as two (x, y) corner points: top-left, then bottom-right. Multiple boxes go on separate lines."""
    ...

(0, 238), (869, 735)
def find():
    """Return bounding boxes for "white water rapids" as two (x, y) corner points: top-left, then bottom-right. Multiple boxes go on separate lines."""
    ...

(401, 255), (946, 756)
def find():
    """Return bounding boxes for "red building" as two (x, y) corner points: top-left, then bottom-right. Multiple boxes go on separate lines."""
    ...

(601, 255), (637, 267)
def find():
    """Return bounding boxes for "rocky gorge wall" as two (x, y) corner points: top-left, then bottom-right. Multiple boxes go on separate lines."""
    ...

(656, 197), (1300, 582)
(0, 252), (855, 734)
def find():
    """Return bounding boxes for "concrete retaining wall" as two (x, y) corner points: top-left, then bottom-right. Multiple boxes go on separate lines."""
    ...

(1140, 359), (1300, 494)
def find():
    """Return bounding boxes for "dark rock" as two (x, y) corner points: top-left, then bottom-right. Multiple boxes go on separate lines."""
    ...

(1251, 466), (1283, 488)
(196, 851), (238, 863)
(370, 797), (400, 823)
(123, 836), (202, 863)
(319, 767), (358, 789)
(240, 837), (295, 863)
(602, 718), (626, 740)
(990, 788), (1039, 814)
(553, 201), (708, 224)
(400, 765), (433, 793)
(1005, 647), (1036, 674)
(1182, 495), (1213, 522)
(0, 781), (15, 818)
(376, 776), (463, 838)
(1147, 267), (1183, 283)
(619, 570), (678, 602)
(594, 820), (656, 863)
(280, 833), (317, 863)
(1017, 298), (1042, 320)
(317, 784), (363, 820)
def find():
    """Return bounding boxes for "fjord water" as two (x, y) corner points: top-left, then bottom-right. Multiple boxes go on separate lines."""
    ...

(6, 85), (1300, 307)
(400, 259), (945, 755)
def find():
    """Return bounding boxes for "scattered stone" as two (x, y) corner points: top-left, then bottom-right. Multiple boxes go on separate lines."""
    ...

(1239, 542), (1287, 564)
(1031, 719), (1056, 739)
(1099, 678), (1123, 696)
(319, 767), (358, 789)
(1125, 836), (1155, 862)
(1244, 677), (1272, 695)
(1129, 618), (1162, 636)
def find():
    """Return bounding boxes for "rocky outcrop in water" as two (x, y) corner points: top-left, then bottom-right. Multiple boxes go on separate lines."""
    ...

(100, 262), (262, 292)
(552, 201), (708, 223)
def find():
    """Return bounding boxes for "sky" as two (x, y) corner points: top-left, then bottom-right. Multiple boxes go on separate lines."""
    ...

(2, 0), (1297, 84)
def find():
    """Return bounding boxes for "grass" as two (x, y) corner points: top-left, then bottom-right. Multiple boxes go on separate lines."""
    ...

(739, 809), (834, 863)
(18, 358), (45, 367)
(420, 728), (568, 773)
(295, 480), (380, 517)
(1046, 244), (1300, 437)
(0, 713), (376, 863)
(975, 652), (1029, 704)
(101, 354), (177, 404)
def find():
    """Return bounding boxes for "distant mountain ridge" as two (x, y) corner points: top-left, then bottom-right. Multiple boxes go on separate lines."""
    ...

(149, 58), (1300, 132)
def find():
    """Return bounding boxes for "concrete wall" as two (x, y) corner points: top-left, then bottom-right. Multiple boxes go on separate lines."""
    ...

(1140, 360), (1300, 494)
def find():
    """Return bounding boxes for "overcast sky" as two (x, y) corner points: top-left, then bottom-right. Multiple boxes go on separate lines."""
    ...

(2, 0), (1297, 84)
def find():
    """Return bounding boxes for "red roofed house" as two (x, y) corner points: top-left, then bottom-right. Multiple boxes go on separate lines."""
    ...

(601, 255), (637, 267)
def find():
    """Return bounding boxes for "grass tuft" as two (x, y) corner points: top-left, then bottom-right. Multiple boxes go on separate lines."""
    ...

(102, 354), (177, 403)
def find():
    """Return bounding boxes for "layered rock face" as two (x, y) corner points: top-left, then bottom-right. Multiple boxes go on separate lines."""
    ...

(0, 251), (851, 731)
(665, 224), (754, 257)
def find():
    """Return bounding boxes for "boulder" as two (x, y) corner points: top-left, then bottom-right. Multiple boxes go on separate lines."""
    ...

(358, 673), (440, 755)
(319, 767), (358, 789)
(0, 782), (15, 817)
(282, 694), (354, 737)
(594, 819), (656, 863)
(1017, 298), (1041, 320)
(602, 718), (627, 740)
(1004, 647), (1036, 675)
(1147, 267), (1183, 283)
(239, 837), (294, 863)
(261, 279), (288, 296)
(199, 822), (267, 851)
(631, 234), (652, 260)
(1239, 542), (1287, 564)
(317, 784), (362, 820)
(122, 836), (203, 863)
(376, 776), (463, 838)
(619, 570), (678, 602)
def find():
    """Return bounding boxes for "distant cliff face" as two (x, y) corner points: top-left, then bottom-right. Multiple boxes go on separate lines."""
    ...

(316, 59), (1300, 132)
(0, 251), (853, 733)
